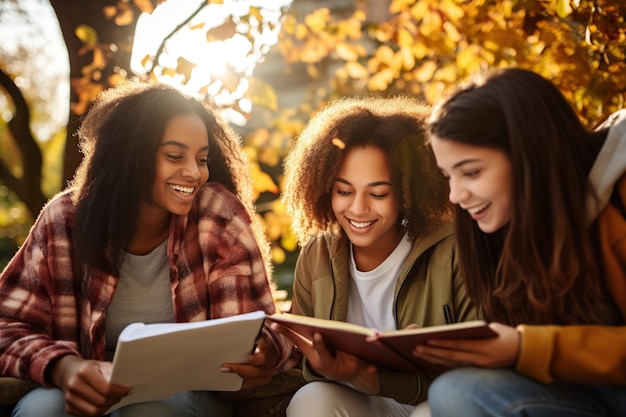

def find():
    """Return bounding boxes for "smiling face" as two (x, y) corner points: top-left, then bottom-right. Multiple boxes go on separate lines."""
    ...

(429, 135), (513, 233)
(147, 112), (210, 220)
(331, 146), (403, 266)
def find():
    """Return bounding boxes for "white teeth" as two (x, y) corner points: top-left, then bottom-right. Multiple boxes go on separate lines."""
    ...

(468, 202), (490, 214)
(169, 184), (194, 194)
(350, 220), (374, 228)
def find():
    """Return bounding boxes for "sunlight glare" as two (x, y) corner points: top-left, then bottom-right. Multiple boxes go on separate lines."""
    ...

(131, 0), (292, 125)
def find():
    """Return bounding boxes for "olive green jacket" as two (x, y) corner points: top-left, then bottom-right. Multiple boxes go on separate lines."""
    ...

(290, 223), (478, 405)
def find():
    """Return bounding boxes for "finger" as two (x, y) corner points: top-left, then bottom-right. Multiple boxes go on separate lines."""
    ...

(224, 363), (273, 388)
(85, 363), (131, 399)
(423, 337), (484, 351)
(271, 324), (315, 355)
(414, 344), (481, 366)
(311, 332), (334, 361)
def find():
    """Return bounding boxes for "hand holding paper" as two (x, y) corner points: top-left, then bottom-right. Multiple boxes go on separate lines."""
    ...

(106, 311), (266, 413)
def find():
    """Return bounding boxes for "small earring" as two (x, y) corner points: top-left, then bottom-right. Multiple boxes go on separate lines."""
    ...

(401, 217), (409, 228)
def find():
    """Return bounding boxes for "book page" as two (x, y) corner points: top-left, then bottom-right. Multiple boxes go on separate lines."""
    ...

(106, 310), (266, 413)
(377, 320), (497, 372)
(267, 313), (418, 371)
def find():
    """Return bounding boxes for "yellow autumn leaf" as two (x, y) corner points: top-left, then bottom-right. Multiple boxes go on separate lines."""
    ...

(390, 0), (416, 14)
(412, 43), (427, 59)
(264, 212), (283, 240)
(409, 1), (429, 21)
(140, 54), (152, 68)
(248, 128), (271, 147)
(189, 22), (205, 31)
(176, 57), (196, 82)
(368, 69), (394, 91)
(374, 45), (395, 64)
(456, 47), (477, 71)
(113, 4), (134, 26)
(607, 44), (626, 60)
(398, 28), (414, 48)
(306, 63), (320, 78)
(70, 76), (104, 115)
(133, 0), (155, 14)
(295, 23), (309, 40)
(75, 25), (98, 47)
(259, 146), (280, 168)
(502, 0), (514, 18)
(304, 8), (330, 33)
(353, 9), (366, 22)
(555, 0), (573, 18)
(375, 24), (393, 43)
(400, 46), (415, 71)
(439, 0), (465, 22)
(434, 64), (458, 82)
(281, 233), (298, 252)
(93, 48), (107, 69)
(241, 146), (258, 162)
(247, 78), (278, 111)
(336, 42), (359, 61)
(271, 246), (286, 265)
(345, 61), (368, 78)
(102, 6), (117, 19)
(248, 6), (263, 23)
(250, 163), (279, 194)
(414, 61), (437, 82)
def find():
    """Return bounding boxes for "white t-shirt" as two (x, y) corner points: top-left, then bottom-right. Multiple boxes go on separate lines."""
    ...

(346, 233), (412, 331)
(105, 238), (175, 359)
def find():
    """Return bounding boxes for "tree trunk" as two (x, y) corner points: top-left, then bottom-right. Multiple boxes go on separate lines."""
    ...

(49, 0), (142, 184)
(0, 69), (46, 215)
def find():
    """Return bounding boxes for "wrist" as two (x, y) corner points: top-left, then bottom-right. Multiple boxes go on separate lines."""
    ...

(47, 354), (78, 389)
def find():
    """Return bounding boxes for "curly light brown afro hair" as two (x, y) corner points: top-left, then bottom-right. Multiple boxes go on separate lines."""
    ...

(282, 96), (452, 246)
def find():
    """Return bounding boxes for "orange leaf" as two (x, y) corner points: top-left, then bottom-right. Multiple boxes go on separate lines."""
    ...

(206, 18), (237, 42)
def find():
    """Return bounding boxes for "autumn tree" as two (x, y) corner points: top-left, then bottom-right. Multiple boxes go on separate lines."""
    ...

(1, 0), (625, 274)
(279, 0), (626, 123)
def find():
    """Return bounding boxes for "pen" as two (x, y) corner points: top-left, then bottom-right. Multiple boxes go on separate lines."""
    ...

(443, 304), (453, 324)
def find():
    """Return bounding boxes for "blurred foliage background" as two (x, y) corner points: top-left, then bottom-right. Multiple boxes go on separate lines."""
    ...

(1, 0), (625, 303)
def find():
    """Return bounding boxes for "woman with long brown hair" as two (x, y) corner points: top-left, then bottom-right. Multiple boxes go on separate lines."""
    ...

(417, 67), (626, 416)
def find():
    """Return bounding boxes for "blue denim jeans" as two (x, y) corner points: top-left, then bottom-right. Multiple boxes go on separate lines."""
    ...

(428, 368), (626, 417)
(12, 387), (232, 417)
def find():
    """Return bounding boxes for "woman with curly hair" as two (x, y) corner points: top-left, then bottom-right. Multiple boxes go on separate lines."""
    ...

(275, 96), (478, 416)
(0, 81), (297, 417)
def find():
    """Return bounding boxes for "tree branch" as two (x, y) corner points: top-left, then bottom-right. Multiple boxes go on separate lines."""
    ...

(147, 1), (208, 74)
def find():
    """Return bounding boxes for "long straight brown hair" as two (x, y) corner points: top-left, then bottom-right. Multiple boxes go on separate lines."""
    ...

(427, 68), (614, 326)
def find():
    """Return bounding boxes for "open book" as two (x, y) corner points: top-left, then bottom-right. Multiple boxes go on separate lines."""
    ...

(106, 310), (266, 413)
(267, 313), (496, 373)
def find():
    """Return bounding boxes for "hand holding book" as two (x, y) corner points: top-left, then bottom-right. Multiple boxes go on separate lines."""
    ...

(267, 313), (497, 374)
(271, 320), (381, 394)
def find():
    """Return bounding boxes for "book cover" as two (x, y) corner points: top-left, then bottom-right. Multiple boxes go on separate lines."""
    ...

(267, 313), (496, 373)
(106, 310), (266, 413)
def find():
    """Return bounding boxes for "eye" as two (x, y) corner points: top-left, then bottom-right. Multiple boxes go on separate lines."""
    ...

(335, 189), (352, 196)
(463, 170), (480, 178)
(197, 156), (208, 164)
(371, 192), (389, 199)
(166, 153), (183, 161)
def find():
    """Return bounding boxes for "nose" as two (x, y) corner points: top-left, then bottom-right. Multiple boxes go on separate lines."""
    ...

(350, 192), (369, 215)
(448, 178), (469, 205)
(182, 160), (202, 180)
